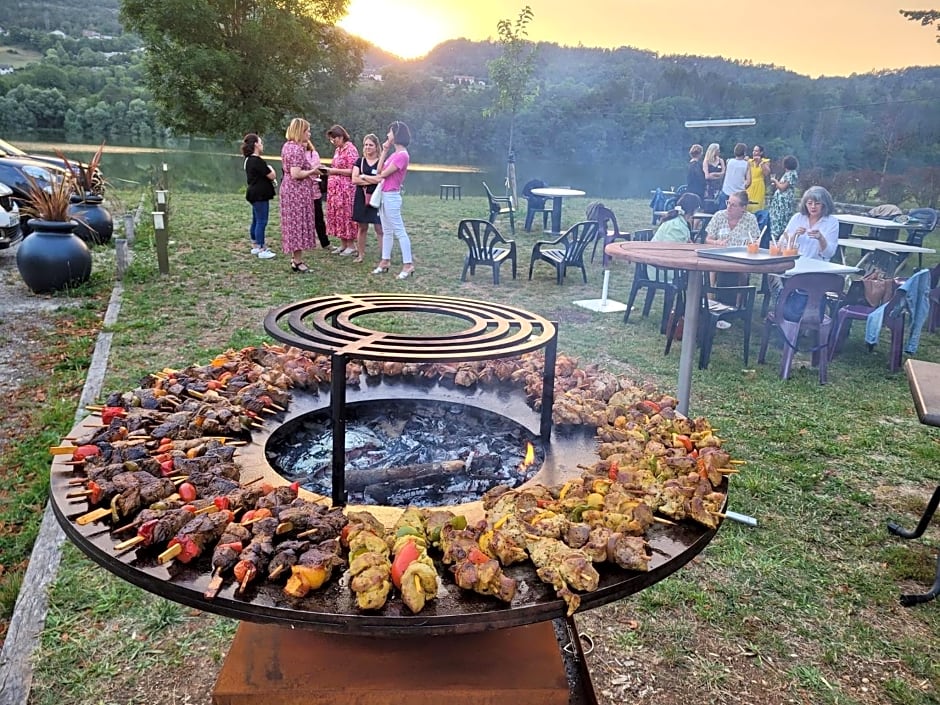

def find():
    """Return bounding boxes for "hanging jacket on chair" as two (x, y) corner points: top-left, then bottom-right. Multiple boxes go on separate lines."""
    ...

(864, 268), (931, 354)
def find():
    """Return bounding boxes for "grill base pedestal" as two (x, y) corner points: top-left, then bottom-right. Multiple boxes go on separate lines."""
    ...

(213, 620), (572, 705)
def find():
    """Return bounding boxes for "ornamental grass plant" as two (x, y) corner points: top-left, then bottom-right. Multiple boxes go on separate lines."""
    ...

(7, 185), (939, 705)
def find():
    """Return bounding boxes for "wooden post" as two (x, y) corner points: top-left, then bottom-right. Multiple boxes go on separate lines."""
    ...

(122, 213), (135, 245)
(114, 237), (128, 279)
(152, 210), (169, 275)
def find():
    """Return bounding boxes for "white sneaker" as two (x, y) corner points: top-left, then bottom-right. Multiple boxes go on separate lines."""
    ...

(339, 248), (357, 256)
(250, 246), (261, 255)
(716, 321), (731, 330)
(331, 246), (344, 254)
(257, 249), (276, 259)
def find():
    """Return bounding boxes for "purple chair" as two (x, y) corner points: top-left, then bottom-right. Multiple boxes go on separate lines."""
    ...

(757, 273), (845, 384)
(829, 286), (907, 372)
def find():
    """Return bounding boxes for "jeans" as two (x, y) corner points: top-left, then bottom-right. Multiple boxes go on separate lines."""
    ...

(378, 191), (412, 264)
(250, 200), (269, 248)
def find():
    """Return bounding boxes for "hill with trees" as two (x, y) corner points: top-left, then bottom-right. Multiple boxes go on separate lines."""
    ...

(0, 1), (938, 202)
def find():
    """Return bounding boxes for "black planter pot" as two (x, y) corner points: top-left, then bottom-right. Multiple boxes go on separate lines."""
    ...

(16, 219), (92, 294)
(68, 193), (113, 245)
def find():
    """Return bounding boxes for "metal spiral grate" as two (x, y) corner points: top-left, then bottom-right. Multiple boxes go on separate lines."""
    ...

(264, 294), (559, 505)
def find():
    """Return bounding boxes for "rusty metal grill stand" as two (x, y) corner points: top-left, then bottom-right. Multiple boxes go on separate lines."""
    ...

(265, 294), (558, 507)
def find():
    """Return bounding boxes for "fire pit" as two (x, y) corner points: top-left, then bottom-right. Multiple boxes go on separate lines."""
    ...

(49, 296), (730, 704)
(262, 293), (559, 506)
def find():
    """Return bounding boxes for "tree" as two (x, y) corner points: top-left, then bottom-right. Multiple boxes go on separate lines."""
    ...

(900, 9), (940, 42)
(486, 5), (538, 202)
(120, 0), (364, 137)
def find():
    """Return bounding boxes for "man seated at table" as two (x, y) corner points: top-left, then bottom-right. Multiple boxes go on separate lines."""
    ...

(780, 186), (839, 260)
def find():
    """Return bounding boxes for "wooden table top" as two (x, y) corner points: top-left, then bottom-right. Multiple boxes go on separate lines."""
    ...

(905, 359), (940, 428)
(604, 241), (796, 275)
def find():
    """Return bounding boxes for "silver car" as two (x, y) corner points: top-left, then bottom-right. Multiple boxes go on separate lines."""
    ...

(0, 181), (22, 249)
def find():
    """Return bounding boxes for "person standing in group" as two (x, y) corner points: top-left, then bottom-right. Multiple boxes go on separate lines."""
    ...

(324, 124), (359, 256)
(279, 117), (319, 273)
(351, 133), (384, 264)
(241, 133), (277, 260)
(702, 143), (724, 208)
(769, 155), (799, 241)
(304, 138), (331, 250)
(372, 120), (414, 279)
(720, 143), (751, 210)
(746, 144), (771, 213)
(686, 145), (706, 200)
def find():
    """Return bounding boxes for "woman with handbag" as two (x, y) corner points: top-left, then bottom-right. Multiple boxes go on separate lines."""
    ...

(351, 133), (384, 264)
(372, 121), (414, 279)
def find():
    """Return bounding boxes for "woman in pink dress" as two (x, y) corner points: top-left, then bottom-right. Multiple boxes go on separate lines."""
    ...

(279, 117), (319, 272)
(324, 124), (359, 256)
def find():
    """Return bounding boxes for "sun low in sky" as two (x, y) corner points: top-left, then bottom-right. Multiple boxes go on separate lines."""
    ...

(338, 0), (939, 77)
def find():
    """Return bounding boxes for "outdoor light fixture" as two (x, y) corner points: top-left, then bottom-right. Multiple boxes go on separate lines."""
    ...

(684, 118), (756, 128)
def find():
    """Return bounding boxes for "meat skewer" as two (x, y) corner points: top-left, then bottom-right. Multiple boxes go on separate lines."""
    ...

(283, 538), (345, 598)
(203, 523), (252, 598)
(158, 510), (235, 564)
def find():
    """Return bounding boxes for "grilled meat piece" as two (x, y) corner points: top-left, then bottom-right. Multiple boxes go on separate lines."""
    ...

(284, 539), (344, 598)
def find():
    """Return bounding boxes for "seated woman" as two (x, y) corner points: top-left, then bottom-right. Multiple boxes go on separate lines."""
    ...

(705, 191), (760, 246)
(780, 185), (839, 261)
(652, 193), (701, 242)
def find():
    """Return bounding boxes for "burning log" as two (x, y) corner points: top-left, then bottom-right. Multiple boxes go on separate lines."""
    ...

(345, 459), (465, 492)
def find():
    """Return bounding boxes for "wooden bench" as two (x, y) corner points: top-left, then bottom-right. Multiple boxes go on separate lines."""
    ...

(889, 359), (940, 605)
(439, 184), (461, 200)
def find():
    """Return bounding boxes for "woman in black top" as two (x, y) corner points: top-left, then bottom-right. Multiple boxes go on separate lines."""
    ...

(242, 133), (277, 259)
(686, 144), (706, 199)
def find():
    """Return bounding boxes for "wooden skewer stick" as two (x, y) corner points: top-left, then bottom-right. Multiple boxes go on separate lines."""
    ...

(49, 446), (77, 456)
(260, 408), (278, 415)
(275, 521), (295, 535)
(67, 478), (88, 486)
(66, 489), (93, 499)
(717, 468), (740, 475)
(652, 516), (678, 526)
(114, 535), (146, 552)
(83, 423), (109, 429)
(296, 527), (319, 539)
(268, 564), (287, 580)
(269, 402), (286, 412)
(158, 543), (182, 564)
(249, 422), (264, 430)
(194, 505), (220, 515)
(711, 511), (727, 519)
(61, 460), (86, 466)
(729, 459), (746, 465)
(85, 404), (104, 411)
(204, 568), (225, 599)
(76, 507), (111, 526)
(187, 389), (205, 400)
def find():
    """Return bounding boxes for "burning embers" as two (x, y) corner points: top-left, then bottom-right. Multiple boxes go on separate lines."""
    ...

(267, 400), (544, 507)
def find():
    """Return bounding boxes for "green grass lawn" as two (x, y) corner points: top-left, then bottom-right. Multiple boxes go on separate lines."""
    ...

(0, 45), (42, 68)
(11, 187), (940, 704)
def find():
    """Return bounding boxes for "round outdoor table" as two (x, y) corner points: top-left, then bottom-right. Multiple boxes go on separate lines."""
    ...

(530, 187), (586, 233)
(605, 241), (795, 415)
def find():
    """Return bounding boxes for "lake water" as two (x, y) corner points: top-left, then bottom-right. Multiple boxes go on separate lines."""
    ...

(6, 134), (680, 200)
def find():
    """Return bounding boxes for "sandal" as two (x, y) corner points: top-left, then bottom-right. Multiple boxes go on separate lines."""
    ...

(291, 261), (310, 273)
(371, 266), (389, 275)
(353, 256), (364, 263)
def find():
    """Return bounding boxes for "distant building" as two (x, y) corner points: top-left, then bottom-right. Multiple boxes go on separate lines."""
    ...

(0, 65), (13, 75)
(360, 72), (383, 82)
(49, 30), (67, 38)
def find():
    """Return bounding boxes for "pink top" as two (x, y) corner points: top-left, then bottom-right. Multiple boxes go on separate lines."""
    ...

(382, 149), (409, 192)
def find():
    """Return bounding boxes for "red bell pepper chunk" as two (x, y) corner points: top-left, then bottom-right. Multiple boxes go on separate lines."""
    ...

(673, 434), (694, 453)
(101, 406), (126, 425)
(466, 547), (490, 565)
(390, 539), (420, 589)
(213, 496), (231, 511)
(608, 460), (620, 482)
(72, 444), (100, 462)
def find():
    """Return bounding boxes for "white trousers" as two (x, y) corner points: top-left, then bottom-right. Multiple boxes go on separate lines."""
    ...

(378, 191), (412, 264)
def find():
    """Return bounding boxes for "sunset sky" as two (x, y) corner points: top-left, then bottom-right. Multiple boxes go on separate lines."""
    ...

(338, 0), (940, 77)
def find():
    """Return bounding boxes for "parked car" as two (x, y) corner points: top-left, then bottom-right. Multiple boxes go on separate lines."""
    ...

(0, 138), (104, 194)
(0, 181), (22, 249)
